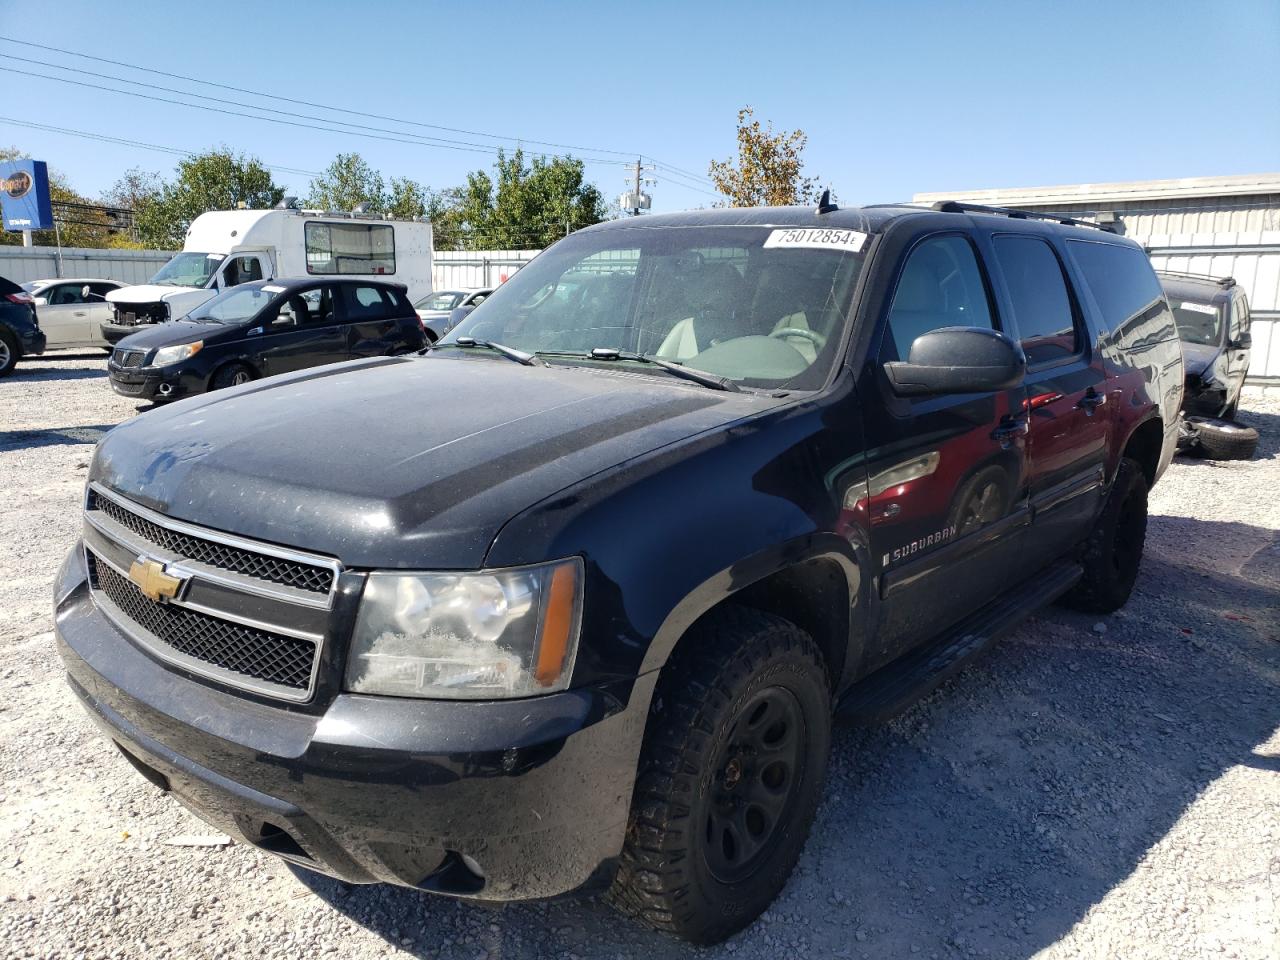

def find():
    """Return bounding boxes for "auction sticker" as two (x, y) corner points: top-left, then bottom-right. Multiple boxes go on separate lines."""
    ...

(1176, 301), (1217, 315)
(764, 227), (868, 253)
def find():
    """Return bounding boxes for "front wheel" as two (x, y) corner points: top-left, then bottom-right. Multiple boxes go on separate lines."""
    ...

(1061, 457), (1148, 613)
(610, 607), (831, 945)
(210, 362), (254, 391)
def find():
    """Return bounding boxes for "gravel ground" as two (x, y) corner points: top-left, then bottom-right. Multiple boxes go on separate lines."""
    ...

(2, 353), (1278, 960)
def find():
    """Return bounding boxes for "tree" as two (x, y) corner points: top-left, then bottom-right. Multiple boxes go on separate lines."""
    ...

(708, 107), (822, 207)
(306, 153), (386, 214)
(442, 149), (608, 250)
(136, 149), (283, 248)
(386, 176), (427, 220)
(0, 146), (115, 248)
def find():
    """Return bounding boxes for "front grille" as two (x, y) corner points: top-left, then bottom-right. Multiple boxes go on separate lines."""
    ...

(89, 490), (334, 595)
(90, 555), (315, 691)
(114, 348), (147, 368)
(111, 380), (145, 396)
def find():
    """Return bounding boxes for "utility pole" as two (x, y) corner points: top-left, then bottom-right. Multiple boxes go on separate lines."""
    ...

(619, 158), (654, 217)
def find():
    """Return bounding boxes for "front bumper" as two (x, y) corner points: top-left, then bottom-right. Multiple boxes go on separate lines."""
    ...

(101, 321), (157, 345)
(54, 546), (654, 899)
(106, 365), (199, 401)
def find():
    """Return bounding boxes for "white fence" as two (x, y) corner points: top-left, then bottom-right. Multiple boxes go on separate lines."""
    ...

(1145, 231), (1280, 384)
(431, 249), (539, 290)
(0, 245), (177, 284)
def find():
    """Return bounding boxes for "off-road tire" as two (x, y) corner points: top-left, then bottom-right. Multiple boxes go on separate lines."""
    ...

(609, 606), (831, 945)
(1061, 457), (1148, 613)
(210, 362), (253, 391)
(0, 329), (19, 377)
(1194, 416), (1258, 461)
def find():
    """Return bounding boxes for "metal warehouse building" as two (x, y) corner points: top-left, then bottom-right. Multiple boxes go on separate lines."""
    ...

(914, 173), (1280, 385)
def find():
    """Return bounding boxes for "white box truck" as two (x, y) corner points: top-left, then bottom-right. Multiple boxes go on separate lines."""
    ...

(103, 208), (433, 343)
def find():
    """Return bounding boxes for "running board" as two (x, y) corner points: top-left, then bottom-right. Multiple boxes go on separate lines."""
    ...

(836, 560), (1082, 724)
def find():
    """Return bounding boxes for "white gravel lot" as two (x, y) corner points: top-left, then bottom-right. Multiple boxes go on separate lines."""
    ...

(1, 353), (1278, 960)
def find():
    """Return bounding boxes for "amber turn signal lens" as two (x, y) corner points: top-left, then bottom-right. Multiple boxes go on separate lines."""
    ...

(534, 562), (578, 687)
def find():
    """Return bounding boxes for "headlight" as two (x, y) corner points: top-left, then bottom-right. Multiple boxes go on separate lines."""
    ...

(345, 558), (583, 699)
(150, 341), (202, 366)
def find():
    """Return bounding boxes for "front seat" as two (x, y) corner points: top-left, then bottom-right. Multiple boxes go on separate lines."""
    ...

(656, 263), (745, 361)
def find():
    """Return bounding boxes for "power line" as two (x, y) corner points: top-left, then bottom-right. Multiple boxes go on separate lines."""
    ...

(0, 65), (641, 169)
(0, 34), (640, 162)
(0, 33), (724, 195)
(0, 116), (323, 178)
(1, 53), (640, 169)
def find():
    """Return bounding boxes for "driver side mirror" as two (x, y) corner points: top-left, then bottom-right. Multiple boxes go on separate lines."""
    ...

(884, 326), (1025, 397)
(273, 309), (297, 327)
(1230, 332), (1252, 350)
(82, 285), (92, 300)
(33, 296), (47, 306)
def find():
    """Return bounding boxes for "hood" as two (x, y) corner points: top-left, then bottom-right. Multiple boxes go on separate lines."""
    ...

(107, 285), (216, 312)
(1181, 341), (1221, 379)
(114, 319), (234, 352)
(90, 355), (779, 568)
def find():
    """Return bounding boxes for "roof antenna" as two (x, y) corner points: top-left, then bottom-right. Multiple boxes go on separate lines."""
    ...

(816, 188), (838, 215)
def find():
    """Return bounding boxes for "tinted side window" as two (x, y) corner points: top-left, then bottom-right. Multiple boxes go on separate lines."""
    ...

(49, 284), (84, 305)
(1066, 240), (1164, 335)
(89, 282), (118, 297)
(344, 285), (391, 322)
(883, 235), (995, 361)
(993, 236), (1079, 365)
(298, 286), (337, 325)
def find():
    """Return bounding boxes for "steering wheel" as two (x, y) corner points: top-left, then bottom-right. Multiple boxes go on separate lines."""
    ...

(770, 327), (824, 348)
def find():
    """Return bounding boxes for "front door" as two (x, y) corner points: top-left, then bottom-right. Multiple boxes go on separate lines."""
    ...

(257, 284), (347, 375)
(37, 282), (95, 347)
(860, 233), (1030, 668)
(989, 234), (1109, 569)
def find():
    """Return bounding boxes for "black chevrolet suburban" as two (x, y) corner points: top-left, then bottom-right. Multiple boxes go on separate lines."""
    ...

(55, 201), (1183, 944)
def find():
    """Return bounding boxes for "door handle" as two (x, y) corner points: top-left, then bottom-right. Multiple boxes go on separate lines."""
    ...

(991, 415), (1028, 445)
(73, 310), (88, 317)
(1077, 389), (1107, 416)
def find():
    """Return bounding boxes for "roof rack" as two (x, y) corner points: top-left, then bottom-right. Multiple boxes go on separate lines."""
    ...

(1154, 269), (1235, 288)
(930, 200), (1116, 233)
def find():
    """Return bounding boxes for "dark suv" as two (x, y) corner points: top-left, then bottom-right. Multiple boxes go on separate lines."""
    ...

(0, 273), (45, 377)
(107, 277), (426, 401)
(1161, 270), (1251, 419)
(55, 201), (1182, 944)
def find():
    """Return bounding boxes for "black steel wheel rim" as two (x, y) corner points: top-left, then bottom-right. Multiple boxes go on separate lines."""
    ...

(703, 685), (806, 884)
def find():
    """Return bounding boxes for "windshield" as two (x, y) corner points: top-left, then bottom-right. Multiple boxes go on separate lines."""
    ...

(150, 252), (225, 288)
(417, 291), (463, 311)
(187, 285), (277, 324)
(441, 225), (867, 390)
(1169, 298), (1223, 346)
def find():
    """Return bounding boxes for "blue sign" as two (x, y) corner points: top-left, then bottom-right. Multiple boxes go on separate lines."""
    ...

(1, 160), (54, 232)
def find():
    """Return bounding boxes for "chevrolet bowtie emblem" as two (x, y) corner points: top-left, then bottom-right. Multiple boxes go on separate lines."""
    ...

(128, 557), (184, 602)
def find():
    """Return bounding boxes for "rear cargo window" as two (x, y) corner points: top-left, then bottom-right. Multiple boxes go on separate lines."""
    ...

(305, 222), (396, 276)
(1066, 240), (1169, 339)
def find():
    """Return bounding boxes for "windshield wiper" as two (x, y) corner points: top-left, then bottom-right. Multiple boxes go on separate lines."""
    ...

(540, 347), (739, 392)
(428, 336), (538, 366)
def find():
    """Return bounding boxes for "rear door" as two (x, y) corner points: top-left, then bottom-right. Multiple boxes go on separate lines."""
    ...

(342, 284), (400, 359)
(988, 233), (1109, 569)
(859, 231), (1030, 667)
(256, 284), (347, 375)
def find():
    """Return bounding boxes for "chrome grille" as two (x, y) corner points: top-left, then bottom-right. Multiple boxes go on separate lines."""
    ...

(89, 555), (315, 692)
(82, 483), (342, 701)
(89, 489), (333, 595)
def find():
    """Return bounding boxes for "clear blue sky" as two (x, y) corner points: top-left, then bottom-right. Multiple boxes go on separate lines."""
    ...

(2, 0), (1277, 213)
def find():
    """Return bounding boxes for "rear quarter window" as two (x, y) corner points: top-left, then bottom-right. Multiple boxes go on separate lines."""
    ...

(1066, 240), (1176, 344)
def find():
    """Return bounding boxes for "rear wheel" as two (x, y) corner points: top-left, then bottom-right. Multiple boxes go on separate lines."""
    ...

(0, 330), (17, 377)
(1061, 457), (1148, 613)
(610, 607), (831, 945)
(210, 362), (253, 391)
